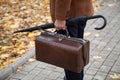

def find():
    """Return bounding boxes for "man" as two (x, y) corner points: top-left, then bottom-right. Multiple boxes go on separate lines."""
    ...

(50, 0), (94, 80)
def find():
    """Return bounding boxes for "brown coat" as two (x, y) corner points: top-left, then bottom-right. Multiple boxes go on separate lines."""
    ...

(50, 0), (94, 21)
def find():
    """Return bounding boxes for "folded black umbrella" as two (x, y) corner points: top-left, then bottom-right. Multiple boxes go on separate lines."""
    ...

(14, 15), (107, 33)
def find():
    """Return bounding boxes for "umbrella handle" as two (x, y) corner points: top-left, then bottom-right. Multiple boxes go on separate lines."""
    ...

(87, 15), (107, 30)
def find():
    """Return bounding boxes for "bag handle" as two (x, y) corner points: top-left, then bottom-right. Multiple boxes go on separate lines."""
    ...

(65, 29), (70, 38)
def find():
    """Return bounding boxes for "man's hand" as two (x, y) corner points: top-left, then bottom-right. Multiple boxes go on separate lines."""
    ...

(54, 20), (66, 30)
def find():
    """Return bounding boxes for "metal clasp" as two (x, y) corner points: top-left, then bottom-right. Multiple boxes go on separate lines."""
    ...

(58, 34), (66, 41)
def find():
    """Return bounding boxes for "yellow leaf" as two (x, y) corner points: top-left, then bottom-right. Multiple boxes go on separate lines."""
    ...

(17, 50), (26, 55)
(93, 56), (101, 60)
(0, 65), (5, 70)
(0, 24), (3, 29)
(0, 53), (10, 59)
(20, 6), (27, 10)
(28, 58), (35, 62)
(109, 74), (120, 79)
(28, 33), (34, 38)
(11, 22), (19, 29)
(3, 61), (10, 67)
(95, 34), (100, 37)
(92, 0), (98, 3)
(9, 58), (18, 63)
(107, 4), (116, 7)
(84, 32), (91, 37)
(107, 48), (112, 51)
(5, 20), (12, 29)
(17, 65), (22, 72)
(28, 41), (35, 48)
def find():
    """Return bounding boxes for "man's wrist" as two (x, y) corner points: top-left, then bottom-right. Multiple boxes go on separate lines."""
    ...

(55, 19), (66, 30)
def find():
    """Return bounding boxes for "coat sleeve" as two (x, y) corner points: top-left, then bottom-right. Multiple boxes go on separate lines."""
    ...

(55, 0), (72, 20)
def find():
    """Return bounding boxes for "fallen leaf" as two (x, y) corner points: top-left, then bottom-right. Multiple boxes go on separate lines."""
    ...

(107, 48), (112, 51)
(9, 58), (18, 63)
(107, 4), (116, 7)
(109, 74), (120, 79)
(0, 53), (10, 59)
(0, 25), (3, 29)
(10, 22), (20, 29)
(95, 34), (100, 37)
(93, 56), (102, 60)
(0, 65), (5, 70)
(28, 58), (35, 62)
(84, 32), (91, 37)
(17, 50), (26, 55)
(17, 65), (22, 72)
(92, 0), (98, 3)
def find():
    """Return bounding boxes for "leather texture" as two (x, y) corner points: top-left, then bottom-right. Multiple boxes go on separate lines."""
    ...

(35, 32), (90, 73)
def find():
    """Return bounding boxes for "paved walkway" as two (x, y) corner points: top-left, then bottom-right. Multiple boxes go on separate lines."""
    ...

(5, 0), (120, 80)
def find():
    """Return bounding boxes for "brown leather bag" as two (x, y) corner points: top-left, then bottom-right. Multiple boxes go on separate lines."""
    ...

(35, 31), (90, 73)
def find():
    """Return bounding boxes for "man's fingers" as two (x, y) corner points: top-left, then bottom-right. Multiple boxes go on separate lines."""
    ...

(55, 26), (66, 30)
(54, 20), (66, 30)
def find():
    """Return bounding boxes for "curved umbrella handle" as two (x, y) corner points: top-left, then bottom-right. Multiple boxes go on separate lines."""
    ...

(87, 15), (107, 30)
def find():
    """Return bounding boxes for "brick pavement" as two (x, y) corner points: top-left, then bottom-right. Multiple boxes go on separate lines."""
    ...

(5, 0), (120, 80)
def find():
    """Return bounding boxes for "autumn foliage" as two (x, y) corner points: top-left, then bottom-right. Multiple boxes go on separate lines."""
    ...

(0, 0), (50, 70)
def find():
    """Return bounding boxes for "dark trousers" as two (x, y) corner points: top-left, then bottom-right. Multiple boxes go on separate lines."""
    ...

(57, 20), (87, 80)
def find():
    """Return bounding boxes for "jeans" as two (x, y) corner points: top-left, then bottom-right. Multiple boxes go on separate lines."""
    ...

(57, 19), (87, 80)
